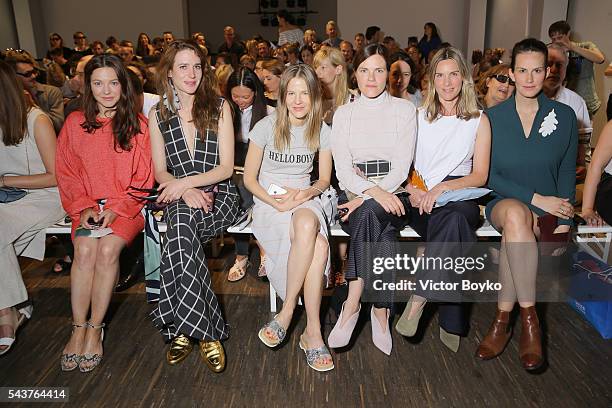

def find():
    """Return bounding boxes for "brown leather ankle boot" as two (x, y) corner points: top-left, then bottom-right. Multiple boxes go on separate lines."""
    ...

(476, 309), (512, 360)
(519, 306), (543, 371)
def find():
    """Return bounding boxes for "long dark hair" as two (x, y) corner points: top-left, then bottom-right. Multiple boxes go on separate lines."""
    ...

(421, 22), (440, 42)
(225, 67), (268, 134)
(155, 40), (220, 139)
(81, 54), (141, 151)
(0, 60), (29, 146)
(136, 32), (151, 57)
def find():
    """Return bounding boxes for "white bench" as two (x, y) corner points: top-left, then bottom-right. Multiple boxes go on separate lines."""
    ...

(227, 221), (612, 312)
(45, 220), (612, 313)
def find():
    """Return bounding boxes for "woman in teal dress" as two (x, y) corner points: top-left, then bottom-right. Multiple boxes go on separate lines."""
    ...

(476, 39), (577, 371)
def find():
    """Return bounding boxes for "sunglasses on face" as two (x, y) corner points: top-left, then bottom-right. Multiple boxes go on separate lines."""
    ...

(51, 37), (61, 41)
(490, 74), (515, 86)
(16, 70), (37, 78)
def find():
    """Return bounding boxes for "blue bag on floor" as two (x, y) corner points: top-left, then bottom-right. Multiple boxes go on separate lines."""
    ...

(567, 251), (612, 339)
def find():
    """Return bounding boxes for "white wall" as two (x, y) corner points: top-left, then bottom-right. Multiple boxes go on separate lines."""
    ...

(466, 0), (488, 59)
(187, 0), (337, 51)
(567, 0), (612, 139)
(0, 0), (18, 50)
(27, 0), (188, 58)
(337, 0), (468, 53)
(484, 0), (531, 56)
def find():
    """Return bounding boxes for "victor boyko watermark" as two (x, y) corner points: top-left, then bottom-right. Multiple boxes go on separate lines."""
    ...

(358, 242), (612, 303)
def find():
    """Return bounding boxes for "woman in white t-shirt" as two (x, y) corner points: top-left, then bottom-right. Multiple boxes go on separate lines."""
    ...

(244, 64), (334, 372)
(395, 47), (491, 352)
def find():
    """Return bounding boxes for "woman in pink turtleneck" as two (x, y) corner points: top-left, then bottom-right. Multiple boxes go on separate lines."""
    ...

(328, 43), (417, 355)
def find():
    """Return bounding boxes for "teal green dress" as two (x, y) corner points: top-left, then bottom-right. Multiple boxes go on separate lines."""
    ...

(485, 92), (578, 227)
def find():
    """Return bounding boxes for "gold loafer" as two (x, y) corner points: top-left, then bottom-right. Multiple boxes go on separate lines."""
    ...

(199, 340), (226, 373)
(167, 334), (193, 365)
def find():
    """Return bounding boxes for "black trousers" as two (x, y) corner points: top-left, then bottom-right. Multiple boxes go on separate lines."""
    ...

(596, 172), (612, 225)
(408, 200), (480, 336)
(232, 142), (253, 256)
(232, 171), (253, 256)
(341, 194), (411, 309)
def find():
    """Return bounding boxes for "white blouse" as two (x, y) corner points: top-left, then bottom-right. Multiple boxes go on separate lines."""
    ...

(414, 108), (482, 189)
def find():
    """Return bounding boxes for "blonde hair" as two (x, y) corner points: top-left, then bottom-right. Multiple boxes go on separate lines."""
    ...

(313, 47), (349, 109)
(245, 39), (258, 58)
(304, 29), (317, 43)
(326, 20), (340, 37)
(215, 64), (234, 95)
(274, 64), (323, 152)
(423, 46), (480, 122)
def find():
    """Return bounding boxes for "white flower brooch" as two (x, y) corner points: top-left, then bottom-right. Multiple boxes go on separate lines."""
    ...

(538, 109), (558, 137)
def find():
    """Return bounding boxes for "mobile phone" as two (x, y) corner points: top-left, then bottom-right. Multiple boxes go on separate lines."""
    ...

(335, 207), (349, 221)
(267, 183), (287, 196)
(88, 217), (102, 228)
(573, 214), (587, 225)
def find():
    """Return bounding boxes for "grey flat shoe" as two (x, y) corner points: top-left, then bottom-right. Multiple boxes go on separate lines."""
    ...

(439, 327), (460, 353)
(258, 315), (286, 348)
(395, 296), (425, 337)
(299, 335), (334, 372)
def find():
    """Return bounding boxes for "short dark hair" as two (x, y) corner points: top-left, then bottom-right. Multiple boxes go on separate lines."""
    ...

(365, 26), (381, 41)
(216, 52), (231, 65)
(106, 36), (118, 47)
(510, 38), (548, 70)
(352, 43), (389, 71)
(4, 50), (36, 68)
(548, 20), (571, 37)
(389, 51), (417, 93)
(276, 9), (294, 24)
(49, 47), (64, 57)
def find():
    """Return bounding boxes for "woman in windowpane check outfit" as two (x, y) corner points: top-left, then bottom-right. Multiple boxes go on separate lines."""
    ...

(149, 40), (240, 372)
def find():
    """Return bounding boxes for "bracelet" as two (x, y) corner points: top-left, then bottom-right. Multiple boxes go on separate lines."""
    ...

(310, 185), (324, 195)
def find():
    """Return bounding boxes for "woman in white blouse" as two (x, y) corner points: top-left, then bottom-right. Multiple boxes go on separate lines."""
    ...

(395, 46), (491, 352)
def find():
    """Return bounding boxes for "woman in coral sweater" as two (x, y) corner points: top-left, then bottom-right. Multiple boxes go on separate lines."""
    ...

(56, 54), (153, 373)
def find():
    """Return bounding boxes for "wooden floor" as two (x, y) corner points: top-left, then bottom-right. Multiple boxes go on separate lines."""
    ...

(1, 243), (611, 408)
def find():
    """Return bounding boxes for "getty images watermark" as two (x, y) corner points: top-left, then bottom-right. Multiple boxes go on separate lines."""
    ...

(355, 242), (603, 303)
(371, 252), (501, 293)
